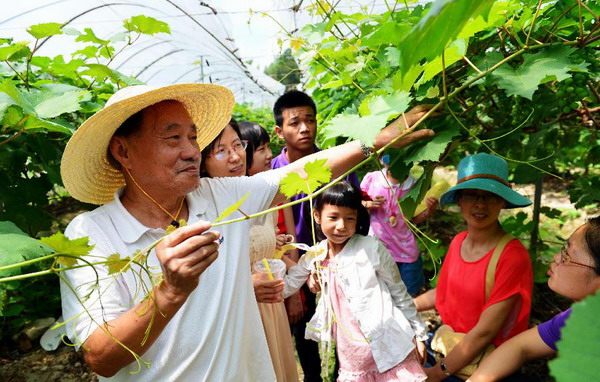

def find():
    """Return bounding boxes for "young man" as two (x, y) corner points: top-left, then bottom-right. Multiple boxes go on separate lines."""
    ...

(271, 90), (360, 381)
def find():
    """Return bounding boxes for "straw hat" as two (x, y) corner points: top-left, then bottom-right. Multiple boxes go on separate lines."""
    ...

(61, 84), (234, 205)
(440, 153), (531, 209)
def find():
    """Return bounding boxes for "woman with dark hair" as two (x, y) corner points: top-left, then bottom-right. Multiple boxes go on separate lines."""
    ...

(202, 119), (299, 382)
(468, 216), (600, 381)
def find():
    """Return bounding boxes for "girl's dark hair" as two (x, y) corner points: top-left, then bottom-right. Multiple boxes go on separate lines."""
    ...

(584, 216), (600, 275)
(314, 181), (370, 236)
(200, 118), (241, 177)
(238, 121), (270, 171)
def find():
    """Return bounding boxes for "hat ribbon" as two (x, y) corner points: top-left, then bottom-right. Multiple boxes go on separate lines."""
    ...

(456, 174), (511, 188)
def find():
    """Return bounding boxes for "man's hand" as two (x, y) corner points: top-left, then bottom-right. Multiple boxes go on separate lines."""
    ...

(373, 104), (438, 150)
(156, 221), (220, 301)
(252, 273), (285, 303)
(284, 292), (304, 324)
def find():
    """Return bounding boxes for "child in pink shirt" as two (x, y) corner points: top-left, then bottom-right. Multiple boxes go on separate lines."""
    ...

(361, 154), (438, 295)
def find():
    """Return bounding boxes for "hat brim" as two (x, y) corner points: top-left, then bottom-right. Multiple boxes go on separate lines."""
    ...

(440, 178), (532, 209)
(61, 83), (234, 205)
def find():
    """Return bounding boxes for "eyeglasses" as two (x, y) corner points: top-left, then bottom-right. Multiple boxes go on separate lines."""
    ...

(211, 140), (248, 161)
(559, 244), (598, 271)
(457, 192), (503, 204)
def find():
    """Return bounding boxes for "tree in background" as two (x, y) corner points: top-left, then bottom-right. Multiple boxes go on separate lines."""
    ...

(264, 48), (301, 91)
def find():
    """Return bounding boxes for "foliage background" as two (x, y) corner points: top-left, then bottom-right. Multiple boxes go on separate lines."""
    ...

(0, 1), (599, 380)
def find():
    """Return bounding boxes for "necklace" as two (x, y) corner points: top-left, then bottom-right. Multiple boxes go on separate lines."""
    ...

(124, 168), (186, 227)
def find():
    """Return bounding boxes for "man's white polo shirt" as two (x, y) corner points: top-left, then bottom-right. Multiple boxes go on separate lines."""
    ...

(60, 171), (281, 381)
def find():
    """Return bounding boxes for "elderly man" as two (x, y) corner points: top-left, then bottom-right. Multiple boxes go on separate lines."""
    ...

(59, 84), (434, 381)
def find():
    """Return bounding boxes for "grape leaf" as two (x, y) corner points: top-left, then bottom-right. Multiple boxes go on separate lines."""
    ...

(304, 159), (332, 189)
(550, 293), (600, 382)
(398, 0), (494, 73)
(0, 233), (54, 277)
(323, 113), (388, 146)
(34, 90), (91, 118)
(106, 253), (131, 275)
(359, 92), (412, 119)
(40, 232), (94, 267)
(400, 163), (436, 219)
(0, 221), (27, 236)
(27, 23), (63, 39)
(403, 125), (459, 163)
(491, 47), (586, 99)
(0, 42), (31, 62)
(215, 192), (250, 222)
(280, 159), (332, 198)
(418, 39), (466, 85)
(124, 15), (171, 35)
(76, 28), (110, 46)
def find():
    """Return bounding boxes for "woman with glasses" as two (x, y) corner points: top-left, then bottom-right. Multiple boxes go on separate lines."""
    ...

(201, 119), (299, 382)
(413, 153), (534, 381)
(468, 216), (600, 381)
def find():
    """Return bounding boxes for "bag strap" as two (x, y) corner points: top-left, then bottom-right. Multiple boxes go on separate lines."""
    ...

(484, 233), (514, 301)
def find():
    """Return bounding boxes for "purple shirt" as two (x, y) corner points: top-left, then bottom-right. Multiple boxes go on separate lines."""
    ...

(271, 146), (359, 246)
(360, 170), (419, 263)
(537, 308), (572, 351)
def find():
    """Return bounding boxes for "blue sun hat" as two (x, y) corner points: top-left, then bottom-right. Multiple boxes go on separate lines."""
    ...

(440, 153), (532, 209)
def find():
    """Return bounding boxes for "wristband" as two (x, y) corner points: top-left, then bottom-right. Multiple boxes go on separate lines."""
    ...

(359, 141), (374, 158)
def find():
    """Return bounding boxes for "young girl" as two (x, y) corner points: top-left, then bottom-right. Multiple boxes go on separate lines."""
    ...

(283, 181), (428, 381)
(361, 154), (438, 296)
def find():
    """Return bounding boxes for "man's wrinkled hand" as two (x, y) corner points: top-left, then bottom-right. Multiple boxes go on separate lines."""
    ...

(373, 104), (439, 150)
(156, 221), (220, 300)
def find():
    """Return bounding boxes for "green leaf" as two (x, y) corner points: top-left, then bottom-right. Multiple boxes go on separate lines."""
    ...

(398, 0), (494, 73)
(23, 116), (73, 134)
(359, 92), (412, 119)
(323, 113), (388, 146)
(124, 15), (171, 35)
(304, 159), (332, 190)
(39, 232), (94, 267)
(0, 42), (31, 62)
(34, 90), (90, 118)
(0, 233), (54, 277)
(457, 1), (518, 40)
(400, 163), (436, 219)
(385, 47), (400, 67)
(80, 64), (119, 83)
(403, 125), (459, 163)
(27, 23), (63, 39)
(106, 253), (131, 274)
(550, 293), (600, 381)
(76, 28), (110, 46)
(363, 21), (411, 45)
(0, 221), (27, 236)
(280, 159), (332, 198)
(214, 192), (250, 222)
(391, 64), (424, 92)
(419, 39), (466, 85)
(491, 47), (583, 99)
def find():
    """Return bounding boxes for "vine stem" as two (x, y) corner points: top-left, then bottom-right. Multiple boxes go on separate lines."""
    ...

(525, 0), (544, 47)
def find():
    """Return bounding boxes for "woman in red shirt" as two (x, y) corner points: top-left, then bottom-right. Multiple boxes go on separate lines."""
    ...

(414, 153), (533, 381)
